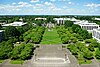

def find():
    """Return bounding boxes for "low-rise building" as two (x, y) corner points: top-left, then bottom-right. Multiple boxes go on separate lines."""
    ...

(53, 18), (79, 25)
(66, 18), (80, 22)
(53, 18), (67, 24)
(95, 18), (100, 21)
(74, 20), (99, 32)
(2, 22), (27, 27)
(35, 18), (46, 20)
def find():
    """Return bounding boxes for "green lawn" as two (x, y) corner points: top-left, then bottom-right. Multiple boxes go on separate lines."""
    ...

(40, 28), (62, 44)
(10, 60), (24, 64)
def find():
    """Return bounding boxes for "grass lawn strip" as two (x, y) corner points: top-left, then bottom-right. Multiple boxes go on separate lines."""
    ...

(0, 60), (4, 63)
(10, 60), (24, 64)
(41, 28), (62, 44)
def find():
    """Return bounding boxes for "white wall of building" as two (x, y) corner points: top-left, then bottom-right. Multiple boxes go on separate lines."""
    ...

(92, 29), (100, 42)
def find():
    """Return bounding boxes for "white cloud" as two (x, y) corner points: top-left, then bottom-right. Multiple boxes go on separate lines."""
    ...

(30, 0), (39, 3)
(0, 4), (21, 12)
(58, 0), (66, 2)
(44, 2), (53, 6)
(53, 8), (62, 11)
(18, 2), (32, 7)
(85, 3), (100, 8)
(68, 2), (72, 4)
(63, 6), (68, 9)
(33, 4), (43, 9)
(12, 3), (16, 5)
(50, 0), (56, 2)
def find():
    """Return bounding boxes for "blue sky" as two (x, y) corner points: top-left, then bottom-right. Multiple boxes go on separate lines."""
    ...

(0, 0), (100, 15)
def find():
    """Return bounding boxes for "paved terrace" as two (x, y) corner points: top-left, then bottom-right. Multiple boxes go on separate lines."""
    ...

(29, 45), (80, 67)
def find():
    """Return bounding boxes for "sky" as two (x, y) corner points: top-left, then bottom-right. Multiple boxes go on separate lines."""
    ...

(0, 0), (100, 15)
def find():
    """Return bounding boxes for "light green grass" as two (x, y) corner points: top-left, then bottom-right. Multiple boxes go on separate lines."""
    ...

(10, 60), (24, 64)
(41, 28), (62, 44)
(0, 60), (4, 63)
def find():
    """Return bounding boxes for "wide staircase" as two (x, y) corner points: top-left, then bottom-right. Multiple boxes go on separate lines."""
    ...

(31, 45), (70, 67)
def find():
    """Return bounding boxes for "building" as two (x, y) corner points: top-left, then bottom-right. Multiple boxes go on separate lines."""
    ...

(35, 18), (46, 20)
(53, 18), (67, 24)
(0, 30), (4, 42)
(2, 22), (27, 27)
(66, 18), (80, 22)
(92, 29), (100, 42)
(95, 18), (100, 21)
(74, 20), (99, 32)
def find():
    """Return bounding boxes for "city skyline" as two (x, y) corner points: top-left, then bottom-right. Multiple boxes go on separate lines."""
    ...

(0, 0), (100, 15)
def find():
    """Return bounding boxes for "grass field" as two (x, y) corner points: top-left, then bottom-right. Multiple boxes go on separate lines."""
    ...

(10, 60), (24, 64)
(40, 28), (62, 44)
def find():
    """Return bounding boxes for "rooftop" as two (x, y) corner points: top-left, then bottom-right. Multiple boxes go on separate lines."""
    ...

(35, 17), (47, 20)
(2, 22), (27, 27)
(0, 30), (4, 32)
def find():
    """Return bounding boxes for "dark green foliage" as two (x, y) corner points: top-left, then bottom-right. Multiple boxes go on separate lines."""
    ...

(0, 41), (13, 59)
(64, 20), (73, 28)
(72, 24), (81, 33)
(5, 26), (20, 37)
(72, 24), (92, 39)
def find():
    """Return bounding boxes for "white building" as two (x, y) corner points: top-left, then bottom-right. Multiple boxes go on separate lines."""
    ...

(35, 18), (46, 20)
(66, 18), (80, 22)
(53, 18), (79, 24)
(2, 22), (27, 27)
(95, 18), (100, 21)
(92, 29), (100, 42)
(74, 20), (99, 32)
(53, 18), (67, 24)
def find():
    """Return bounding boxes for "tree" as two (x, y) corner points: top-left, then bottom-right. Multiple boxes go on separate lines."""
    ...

(95, 48), (100, 59)
(88, 44), (95, 51)
(10, 44), (25, 60)
(67, 44), (78, 55)
(31, 33), (41, 44)
(83, 50), (93, 60)
(0, 41), (13, 59)
(5, 26), (20, 38)
(72, 24), (81, 32)
(35, 20), (43, 26)
(64, 20), (73, 28)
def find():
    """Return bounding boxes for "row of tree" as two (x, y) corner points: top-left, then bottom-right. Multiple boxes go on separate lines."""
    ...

(10, 43), (34, 60)
(23, 26), (45, 44)
(0, 39), (14, 59)
(0, 24), (32, 60)
(67, 42), (93, 60)
(57, 26), (78, 44)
